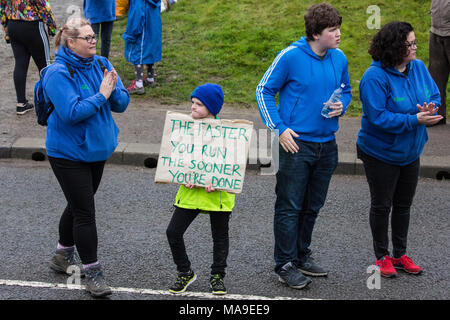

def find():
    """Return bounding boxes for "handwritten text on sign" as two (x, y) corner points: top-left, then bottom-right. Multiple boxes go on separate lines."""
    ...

(155, 112), (253, 193)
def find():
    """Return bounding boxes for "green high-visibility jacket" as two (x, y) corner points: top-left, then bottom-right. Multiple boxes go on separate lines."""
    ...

(174, 185), (235, 213)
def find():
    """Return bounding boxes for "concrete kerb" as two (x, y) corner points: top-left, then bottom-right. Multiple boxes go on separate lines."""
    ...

(10, 138), (46, 160)
(2, 137), (450, 179)
(0, 142), (12, 159)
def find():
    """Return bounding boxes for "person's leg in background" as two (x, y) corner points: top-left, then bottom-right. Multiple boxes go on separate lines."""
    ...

(8, 21), (32, 114)
(428, 32), (449, 124)
(144, 64), (155, 87)
(127, 64), (145, 94)
(99, 21), (114, 59)
(8, 20), (50, 115)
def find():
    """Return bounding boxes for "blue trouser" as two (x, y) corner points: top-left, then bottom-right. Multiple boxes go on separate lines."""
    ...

(274, 139), (338, 273)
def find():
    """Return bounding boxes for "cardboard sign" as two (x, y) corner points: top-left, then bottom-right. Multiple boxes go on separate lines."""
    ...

(155, 111), (253, 194)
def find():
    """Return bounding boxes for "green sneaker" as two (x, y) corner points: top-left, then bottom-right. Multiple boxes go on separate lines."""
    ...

(210, 274), (227, 295)
(169, 270), (197, 294)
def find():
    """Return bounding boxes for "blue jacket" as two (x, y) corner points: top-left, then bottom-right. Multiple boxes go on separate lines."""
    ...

(357, 59), (441, 165)
(255, 37), (352, 143)
(83, 0), (116, 24)
(123, 0), (162, 65)
(43, 46), (130, 162)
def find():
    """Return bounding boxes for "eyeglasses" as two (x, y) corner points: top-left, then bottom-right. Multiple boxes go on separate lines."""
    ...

(405, 40), (417, 48)
(72, 35), (97, 44)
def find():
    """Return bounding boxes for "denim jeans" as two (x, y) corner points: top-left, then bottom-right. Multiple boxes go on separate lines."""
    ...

(357, 145), (419, 260)
(274, 139), (338, 273)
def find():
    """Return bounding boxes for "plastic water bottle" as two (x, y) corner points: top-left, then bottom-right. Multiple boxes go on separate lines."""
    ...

(321, 83), (345, 118)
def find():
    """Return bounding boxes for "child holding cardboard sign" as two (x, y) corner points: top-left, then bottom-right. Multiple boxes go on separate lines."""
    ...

(166, 83), (234, 295)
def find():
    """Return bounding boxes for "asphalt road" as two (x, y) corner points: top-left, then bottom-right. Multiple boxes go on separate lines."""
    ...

(0, 159), (449, 303)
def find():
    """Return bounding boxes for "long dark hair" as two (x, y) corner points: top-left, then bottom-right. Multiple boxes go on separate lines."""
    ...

(368, 21), (414, 68)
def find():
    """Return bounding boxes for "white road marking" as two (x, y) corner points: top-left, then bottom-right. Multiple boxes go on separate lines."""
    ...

(0, 279), (317, 300)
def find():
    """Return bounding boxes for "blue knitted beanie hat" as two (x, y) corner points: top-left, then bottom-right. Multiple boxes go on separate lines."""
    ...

(190, 83), (224, 116)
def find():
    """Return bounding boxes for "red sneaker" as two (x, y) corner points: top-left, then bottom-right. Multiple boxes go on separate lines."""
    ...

(127, 80), (145, 95)
(391, 255), (423, 275)
(375, 256), (397, 278)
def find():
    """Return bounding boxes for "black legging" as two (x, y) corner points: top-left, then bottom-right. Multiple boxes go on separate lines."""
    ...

(48, 156), (105, 265)
(8, 20), (50, 103)
(357, 145), (419, 260)
(166, 207), (231, 278)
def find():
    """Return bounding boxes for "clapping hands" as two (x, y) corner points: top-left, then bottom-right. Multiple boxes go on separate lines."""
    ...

(99, 68), (118, 100)
(416, 102), (443, 126)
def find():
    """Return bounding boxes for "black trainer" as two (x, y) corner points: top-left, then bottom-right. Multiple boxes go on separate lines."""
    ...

(84, 264), (112, 298)
(49, 248), (84, 277)
(297, 256), (328, 277)
(210, 274), (227, 295)
(169, 270), (197, 294)
(278, 262), (312, 289)
(16, 102), (34, 115)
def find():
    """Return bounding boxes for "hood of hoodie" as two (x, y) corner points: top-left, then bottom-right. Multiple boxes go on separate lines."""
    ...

(290, 37), (334, 60)
(55, 46), (95, 71)
(289, 36), (340, 88)
(370, 59), (415, 77)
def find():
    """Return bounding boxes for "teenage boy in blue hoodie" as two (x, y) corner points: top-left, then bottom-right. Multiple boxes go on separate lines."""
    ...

(256, 3), (351, 290)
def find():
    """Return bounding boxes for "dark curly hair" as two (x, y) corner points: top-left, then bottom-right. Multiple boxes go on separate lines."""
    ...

(368, 21), (414, 68)
(304, 3), (342, 41)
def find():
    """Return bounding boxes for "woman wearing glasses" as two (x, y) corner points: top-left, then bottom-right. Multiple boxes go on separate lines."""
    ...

(43, 18), (129, 297)
(357, 22), (442, 278)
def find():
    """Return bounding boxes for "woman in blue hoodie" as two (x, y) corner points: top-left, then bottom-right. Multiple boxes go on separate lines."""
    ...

(256, 3), (351, 290)
(43, 18), (129, 298)
(357, 22), (442, 278)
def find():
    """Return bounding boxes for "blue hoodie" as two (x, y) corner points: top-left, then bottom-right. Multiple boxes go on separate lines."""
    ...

(357, 59), (441, 166)
(123, 0), (161, 65)
(255, 37), (352, 143)
(83, 0), (116, 24)
(43, 46), (130, 162)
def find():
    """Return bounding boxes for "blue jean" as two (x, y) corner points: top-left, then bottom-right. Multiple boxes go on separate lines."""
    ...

(274, 139), (338, 273)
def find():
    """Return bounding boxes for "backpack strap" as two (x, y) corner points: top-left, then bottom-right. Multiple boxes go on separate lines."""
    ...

(97, 59), (106, 73)
(45, 62), (75, 124)
(65, 62), (75, 78)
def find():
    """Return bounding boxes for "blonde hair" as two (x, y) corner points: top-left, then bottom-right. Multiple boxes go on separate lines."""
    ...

(55, 18), (91, 48)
